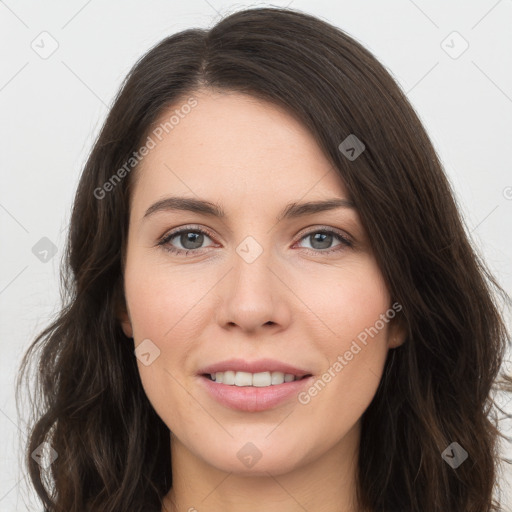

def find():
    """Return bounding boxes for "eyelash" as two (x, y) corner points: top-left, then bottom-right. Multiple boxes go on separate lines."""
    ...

(156, 225), (353, 257)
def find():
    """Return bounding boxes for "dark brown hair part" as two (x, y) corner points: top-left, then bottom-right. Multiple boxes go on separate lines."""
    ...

(16, 7), (512, 512)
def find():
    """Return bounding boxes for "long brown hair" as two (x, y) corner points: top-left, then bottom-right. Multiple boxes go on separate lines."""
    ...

(16, 6), (512, 511)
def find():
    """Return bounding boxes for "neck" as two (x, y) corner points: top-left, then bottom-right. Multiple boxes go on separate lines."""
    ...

(162, 422), (361, 512)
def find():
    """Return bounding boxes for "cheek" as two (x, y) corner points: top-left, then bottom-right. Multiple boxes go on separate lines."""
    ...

(124, 261), (208, 340)
(124, 263), (208, 423)
(294, 258), (391, 420)
(296, 256), (390, 345)
(123, 260), (222, 419)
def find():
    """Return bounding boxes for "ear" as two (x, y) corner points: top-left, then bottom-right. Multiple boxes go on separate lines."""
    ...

(387, 310), (407, 349)
(118, 307), (133, 339)
(114, 282), (133, 338)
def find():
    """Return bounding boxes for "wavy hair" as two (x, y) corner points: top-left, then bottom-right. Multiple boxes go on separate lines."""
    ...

(16, 6), (512, 512)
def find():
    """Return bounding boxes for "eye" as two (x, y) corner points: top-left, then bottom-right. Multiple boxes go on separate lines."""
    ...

(294, 228), (353, 255)
(157, 226), (216, 256)
(157, 225), (353, 256)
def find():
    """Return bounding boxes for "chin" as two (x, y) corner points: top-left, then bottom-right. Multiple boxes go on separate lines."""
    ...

(197, 439), (307, 476)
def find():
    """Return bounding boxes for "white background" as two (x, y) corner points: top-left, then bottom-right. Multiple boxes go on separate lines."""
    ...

(1, 0), (511, 510)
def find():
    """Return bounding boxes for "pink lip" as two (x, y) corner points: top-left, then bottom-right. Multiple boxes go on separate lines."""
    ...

(197, 358), (312, 378)
(198, 374), (314, 412)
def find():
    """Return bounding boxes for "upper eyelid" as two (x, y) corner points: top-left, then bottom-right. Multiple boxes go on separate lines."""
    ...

(160, 225), (217, 243)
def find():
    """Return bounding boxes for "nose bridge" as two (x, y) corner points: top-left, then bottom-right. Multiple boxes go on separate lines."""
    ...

(234, 234), (273, 293)
(215, 233), (291, 332)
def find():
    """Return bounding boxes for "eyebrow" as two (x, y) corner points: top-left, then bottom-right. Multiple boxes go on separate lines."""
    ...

(142, 196), (355, 222)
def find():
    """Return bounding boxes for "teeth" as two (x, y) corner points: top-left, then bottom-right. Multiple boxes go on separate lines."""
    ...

(210, 371), (302, 386)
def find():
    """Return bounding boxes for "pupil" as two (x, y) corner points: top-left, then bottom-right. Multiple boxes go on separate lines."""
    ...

(311, 232), (332, 250)
(181, 232), (203, 249)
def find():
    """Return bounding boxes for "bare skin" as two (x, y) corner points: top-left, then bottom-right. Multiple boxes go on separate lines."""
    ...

(118, 88), (405, 512)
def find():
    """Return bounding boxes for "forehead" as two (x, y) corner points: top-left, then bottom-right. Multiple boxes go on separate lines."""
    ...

(130, 90), (348, 217)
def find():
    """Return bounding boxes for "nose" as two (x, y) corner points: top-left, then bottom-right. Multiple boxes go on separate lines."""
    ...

(215, 245), (292, 334)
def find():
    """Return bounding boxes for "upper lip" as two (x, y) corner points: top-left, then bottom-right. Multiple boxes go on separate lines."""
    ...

(198, 358), (312, 377)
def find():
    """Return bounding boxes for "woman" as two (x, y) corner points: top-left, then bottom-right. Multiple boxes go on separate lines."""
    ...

(17, 6), (512, 512)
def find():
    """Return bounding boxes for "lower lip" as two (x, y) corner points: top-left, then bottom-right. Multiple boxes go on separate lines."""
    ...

(198, 375), (313, 412)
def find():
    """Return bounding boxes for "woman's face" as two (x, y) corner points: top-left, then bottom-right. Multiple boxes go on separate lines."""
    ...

(120, 89), (404, 477)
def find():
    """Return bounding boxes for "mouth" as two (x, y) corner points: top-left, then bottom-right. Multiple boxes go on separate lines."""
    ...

(201, 371), (313, 387)
(198, 371), (315, 412)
